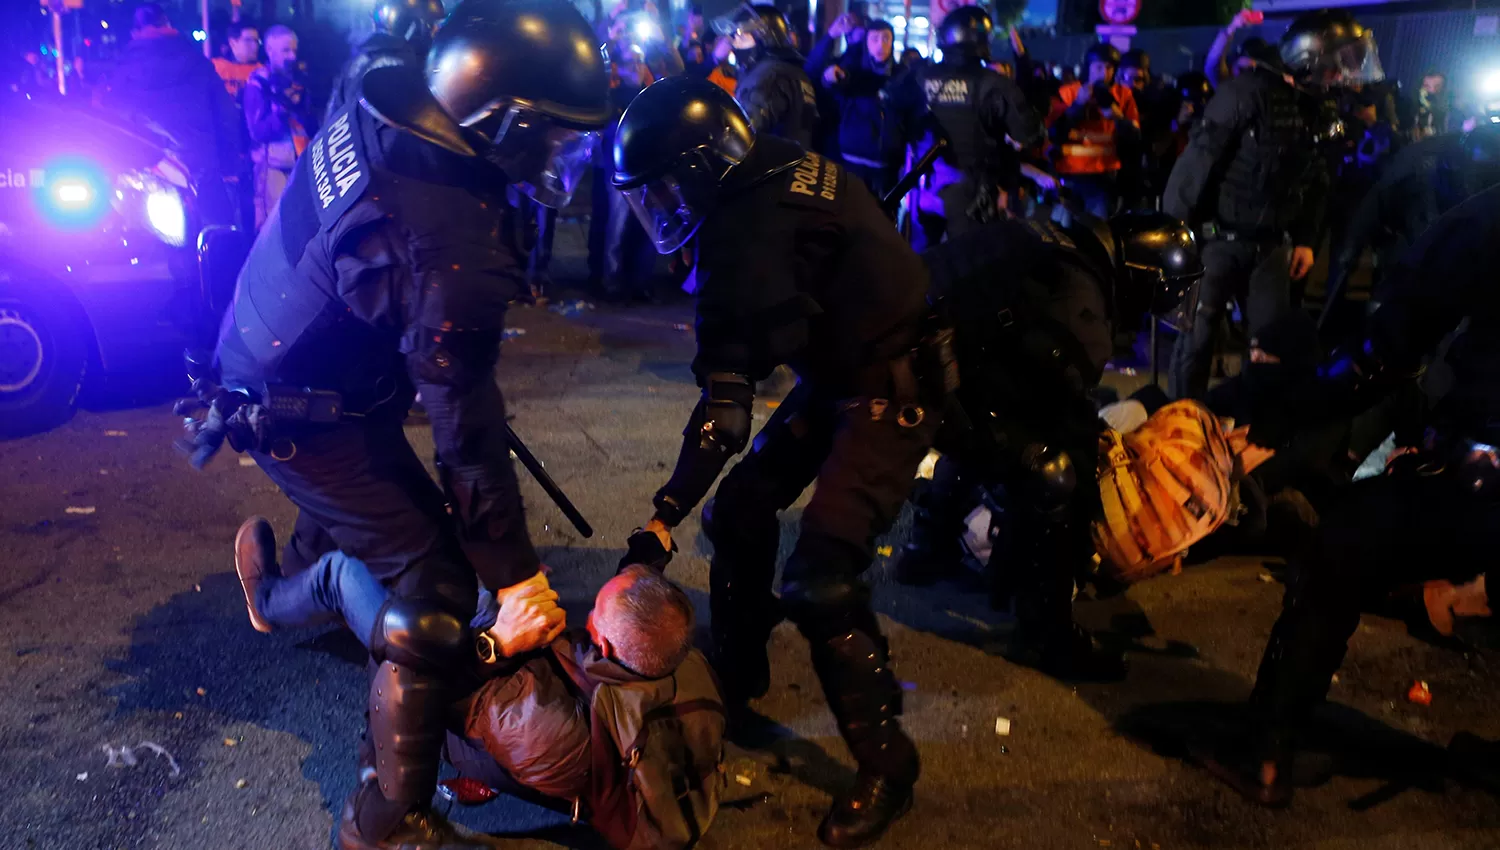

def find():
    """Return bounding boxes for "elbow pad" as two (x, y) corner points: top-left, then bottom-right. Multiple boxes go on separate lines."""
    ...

(652, 373), (754, 526)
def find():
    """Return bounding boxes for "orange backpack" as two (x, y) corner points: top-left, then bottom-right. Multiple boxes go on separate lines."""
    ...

(1094, 400), (1272, 583)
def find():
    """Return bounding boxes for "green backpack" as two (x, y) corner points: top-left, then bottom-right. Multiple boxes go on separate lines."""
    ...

(583, 648), (727, 850)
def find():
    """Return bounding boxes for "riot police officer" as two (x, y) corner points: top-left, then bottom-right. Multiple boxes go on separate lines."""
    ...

(716, 3), (819, 149)
(1321, 120), (1500, 335)
(888, 6), (1043, 250)
(1196, 181), (1500, 809)
(175, 2), (608, 847)
(612, 75), (945, 847)
(325, 0), (447, 120)
(1164, 10), (1378, 400)
(895, 211), (1204, 680)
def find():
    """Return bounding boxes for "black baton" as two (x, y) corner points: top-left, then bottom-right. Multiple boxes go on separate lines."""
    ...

(881, 139), (948, 217)
(504, 423), (595, 538)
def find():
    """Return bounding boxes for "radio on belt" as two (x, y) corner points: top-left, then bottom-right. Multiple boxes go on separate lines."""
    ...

(264, 387), (345, 423)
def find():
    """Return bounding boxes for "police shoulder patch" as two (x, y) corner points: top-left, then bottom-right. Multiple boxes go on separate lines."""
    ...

(308, 106), (372, 230)
(780, 151), (843, 211)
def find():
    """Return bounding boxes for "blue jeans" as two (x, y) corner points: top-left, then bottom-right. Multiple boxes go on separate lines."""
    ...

(259, 549), (388, 650)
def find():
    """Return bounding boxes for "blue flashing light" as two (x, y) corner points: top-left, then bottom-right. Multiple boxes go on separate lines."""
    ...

(35, 158), (111, 230)
(193, 29), (208, 42)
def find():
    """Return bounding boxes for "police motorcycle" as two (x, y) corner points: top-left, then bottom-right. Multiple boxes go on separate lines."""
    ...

(0, 92), (251, 436)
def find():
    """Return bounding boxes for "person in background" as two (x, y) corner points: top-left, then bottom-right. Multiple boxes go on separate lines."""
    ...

(325, 0), (445, 119)
(1415, 71), (1452, 140)
(823, 19), (901, 198)
(804, 9), (867, 158)
(900, 47), (924, 71)
(106, 3), (244, 225)
(1047, 42), (1139, 218)
(1205, 8), (1264, 89)
(1117, 48), (1170, 208)
(589, 5), (682, 301)
(678, 4), (711, 76)
(706, 35), (738, 96)
(244, 24), (314, 230)
(213, 22), (261, 104)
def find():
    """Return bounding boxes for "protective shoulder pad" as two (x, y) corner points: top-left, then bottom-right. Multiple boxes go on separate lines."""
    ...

(360, 65), (476, 158)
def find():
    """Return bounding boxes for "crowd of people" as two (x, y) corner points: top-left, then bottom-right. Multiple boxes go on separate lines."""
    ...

(100, 1), (1499, 849)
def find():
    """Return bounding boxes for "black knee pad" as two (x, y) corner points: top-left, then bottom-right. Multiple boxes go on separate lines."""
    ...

(368, 596), (470, 671)
(782, 573), (876, 644)
(1021, 443), (1077, 516)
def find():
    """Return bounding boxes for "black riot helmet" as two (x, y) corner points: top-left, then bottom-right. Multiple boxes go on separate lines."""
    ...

(1177, 70), (1212, 106)
(372, 0), (446, 51)
(714, 3), (794, 57)
(936, 6), (993, 61)
(363, 0), (610, 209)
(1065, 210), (1204, 325)
(612, 75), (799, 253)
(1280, 9), (1383, 89)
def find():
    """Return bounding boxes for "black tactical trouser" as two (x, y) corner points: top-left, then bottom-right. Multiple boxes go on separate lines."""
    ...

(250, 417), (481, 832)
(706, 379), (940, 782)
(1249, 464), (1499, 762)
(1169, 238), (1294, 400)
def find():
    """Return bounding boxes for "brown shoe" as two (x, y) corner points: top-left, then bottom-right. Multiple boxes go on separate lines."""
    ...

(233, 517), (277, 634)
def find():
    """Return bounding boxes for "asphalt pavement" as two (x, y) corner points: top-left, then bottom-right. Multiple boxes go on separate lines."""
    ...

(2, 292), (1499, 850)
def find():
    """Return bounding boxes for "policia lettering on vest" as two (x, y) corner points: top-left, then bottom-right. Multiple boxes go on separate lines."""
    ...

(789, 151), (839, 201)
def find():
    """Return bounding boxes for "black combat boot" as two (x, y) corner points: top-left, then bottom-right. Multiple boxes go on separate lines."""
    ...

(807, 628), (919, 848)
(337, 779), (490, 850)
(233, 517), (278, 634)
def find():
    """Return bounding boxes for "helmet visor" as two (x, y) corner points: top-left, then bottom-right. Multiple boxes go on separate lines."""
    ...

(1329, 32), (1384, 86)
(712, 5), (790, 49)
(622, 150), (720, 254)
(489, 105), (598, 208)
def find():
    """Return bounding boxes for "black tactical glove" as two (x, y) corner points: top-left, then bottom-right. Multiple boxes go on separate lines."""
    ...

(172, 379), (269, 469)
(617, 528), (677, 574)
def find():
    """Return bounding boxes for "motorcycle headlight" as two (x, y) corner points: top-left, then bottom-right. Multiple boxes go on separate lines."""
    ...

(113, 170), (188, 247)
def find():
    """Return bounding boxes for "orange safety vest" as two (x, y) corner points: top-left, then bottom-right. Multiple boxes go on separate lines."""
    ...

(1048, 81), (1139, 176)
(707, 64), (737, 98)
(212, 57), (259, 103)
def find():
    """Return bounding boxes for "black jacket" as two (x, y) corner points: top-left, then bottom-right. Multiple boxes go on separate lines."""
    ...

(215, 103), (540, 589)
(1370, 183), (1500, 443)
(1163, 67), (1329, 247)
(888, 57), (1043, 193)
(736, 49), (820, 150)
(104, 34), (244, 176)
(826, 52), (901, 168)
(1330, 131), (1500, 302)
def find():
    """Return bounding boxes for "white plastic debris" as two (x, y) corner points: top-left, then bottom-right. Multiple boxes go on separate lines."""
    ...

(103, 741), (181, 777)
(238, 457), (256, 467)
(65, 506), (96, 515)
(75, 772), (88, 781)
(734, 774), (752, 787)
(994, 717), (1012, 737)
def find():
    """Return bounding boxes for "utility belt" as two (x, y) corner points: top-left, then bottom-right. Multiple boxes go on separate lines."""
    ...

(1200, 221), (1288, 246)
(842, 314), (959, 429)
